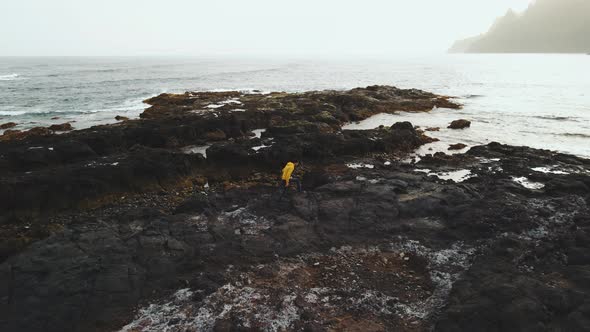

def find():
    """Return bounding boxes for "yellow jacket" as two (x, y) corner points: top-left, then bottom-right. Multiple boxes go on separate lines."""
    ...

(281, 162), (295, 185)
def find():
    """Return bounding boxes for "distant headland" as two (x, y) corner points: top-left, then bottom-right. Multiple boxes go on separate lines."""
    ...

(450, 0), (590, 53)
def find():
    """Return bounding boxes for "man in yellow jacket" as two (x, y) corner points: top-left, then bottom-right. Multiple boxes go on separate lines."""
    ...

(279, 160), (301, 197)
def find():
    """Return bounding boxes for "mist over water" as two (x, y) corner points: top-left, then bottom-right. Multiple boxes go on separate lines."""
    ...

(0, 54), (588, 157)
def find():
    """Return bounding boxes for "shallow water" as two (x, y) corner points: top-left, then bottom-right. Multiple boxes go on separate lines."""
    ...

(414, 169), (474, 183)
(1, 54), (588, 157)
(182, 145), (210, 157)
(512, 177), (545, 190)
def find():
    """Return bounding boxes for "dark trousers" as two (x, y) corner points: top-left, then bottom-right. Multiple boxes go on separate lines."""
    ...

(278, 177), (301, 200)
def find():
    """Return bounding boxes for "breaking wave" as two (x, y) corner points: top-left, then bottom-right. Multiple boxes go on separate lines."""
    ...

(0, 97), (147, 117)
(0, 110), (28, 116)
(0, 73), (20, 81)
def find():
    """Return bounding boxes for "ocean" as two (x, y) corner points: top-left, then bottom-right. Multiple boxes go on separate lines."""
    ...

(0, 54), (589, 157)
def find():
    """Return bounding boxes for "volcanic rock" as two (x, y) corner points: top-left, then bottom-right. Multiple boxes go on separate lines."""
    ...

(205, 129), (227, 141)
(3, 129), (20, 136)
(448, 143), (468, 150)
(448, 119), (471, 129)
(1, 87), (588, 332)
(48, 123), (73, 131)
(0, 122), (16, 130)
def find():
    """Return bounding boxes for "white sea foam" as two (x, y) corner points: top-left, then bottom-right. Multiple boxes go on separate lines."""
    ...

(251, 129), (266, 139)
(415, 169), (474, 183)
(346, 163), (374, 169)
(477, 157), (501, 163)
(205, 98), (242, 109)
(205, 88), (271, 95)
(224, 98), (242, 105)
(0, 110), (28, 116)
(182, 145), (210, 158)
(434, 170), (474, 182)
(85, 161), (120, 168)
(252, 144), (271, 151)
(512, 176), (545, 190)
(0, 73), (19, 81)
(0, 96), (148, 132)
(531, 166), (569, 175)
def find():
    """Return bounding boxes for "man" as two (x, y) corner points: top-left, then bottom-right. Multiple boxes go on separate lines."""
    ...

(279, 160), (301, 198)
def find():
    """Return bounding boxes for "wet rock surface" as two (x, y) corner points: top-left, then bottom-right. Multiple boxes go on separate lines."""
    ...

(48, 123), (73, 131)
(0, 85), (454, 221)
(0, 122), (17, 130)
(447, 119), (471, 129)
(448, 143), (467, 151)
(1, 87), (589, 332)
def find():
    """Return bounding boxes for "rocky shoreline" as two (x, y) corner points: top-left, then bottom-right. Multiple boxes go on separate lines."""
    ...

(1, 86), (589, 331)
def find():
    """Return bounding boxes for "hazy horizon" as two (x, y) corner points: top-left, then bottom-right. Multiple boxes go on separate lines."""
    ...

(1, 0), (534, 57)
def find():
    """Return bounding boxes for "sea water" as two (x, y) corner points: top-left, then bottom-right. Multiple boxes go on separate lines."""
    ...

(0, 54), (588, 157)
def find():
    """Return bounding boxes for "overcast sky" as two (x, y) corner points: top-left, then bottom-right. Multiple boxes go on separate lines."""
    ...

(1, 0), (534, 56)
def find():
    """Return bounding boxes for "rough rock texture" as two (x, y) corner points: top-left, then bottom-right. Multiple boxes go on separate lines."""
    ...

(0, 122), (17, 130)
(48, 123), (73, 131)
(0, 86), (457, 221)
(1, 126), (53, 141)
(448, 119), (471, 129)
(1, 87), (589, 332)
(448, 143), (467, 150)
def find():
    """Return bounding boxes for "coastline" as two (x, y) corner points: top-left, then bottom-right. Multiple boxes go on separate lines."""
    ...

(2, 55), (590, 158)
(1, 86), (589, 331)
